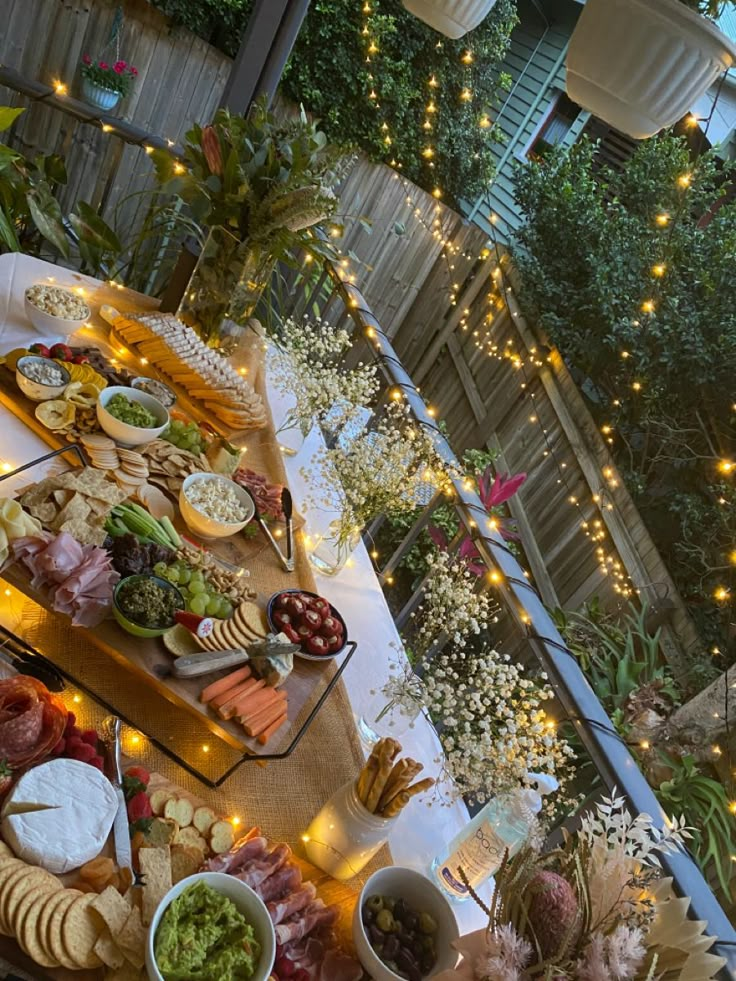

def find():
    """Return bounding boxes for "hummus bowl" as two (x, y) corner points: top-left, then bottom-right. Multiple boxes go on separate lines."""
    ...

(146, 871), (276, 981)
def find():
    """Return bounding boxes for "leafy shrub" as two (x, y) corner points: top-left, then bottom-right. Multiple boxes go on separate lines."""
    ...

(512, 135), (736, 665)
(148, 0), (517, 206)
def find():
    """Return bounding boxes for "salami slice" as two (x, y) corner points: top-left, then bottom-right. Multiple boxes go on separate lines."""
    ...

(0, 677), (41, 724)
(0, 701), (44, 763)
(11, 699), (66, 769)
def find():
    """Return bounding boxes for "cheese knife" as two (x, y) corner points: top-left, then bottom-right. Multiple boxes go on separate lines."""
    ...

(172, 649), (250, 678)
(100, 716), (133, 874)
(281, 487), (294, 572)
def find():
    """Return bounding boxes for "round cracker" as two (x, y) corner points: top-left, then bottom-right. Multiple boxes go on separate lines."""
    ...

(234, 604), (261, 641)
(16, 885), (63, 967)
(37, 888), (73, 966)
(47, 890), (84, 969)
(81, 434), (115, 449)
(60, 893), (103, 970)
(1, 868), (54, 935)
(10, 874), (59, 937)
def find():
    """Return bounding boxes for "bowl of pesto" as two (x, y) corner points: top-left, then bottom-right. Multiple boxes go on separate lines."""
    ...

(97, 384), (169, 447)
(147, 873), (276, 981)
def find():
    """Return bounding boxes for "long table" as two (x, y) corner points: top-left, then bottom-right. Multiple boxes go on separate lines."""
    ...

(0, 252), (485, 934)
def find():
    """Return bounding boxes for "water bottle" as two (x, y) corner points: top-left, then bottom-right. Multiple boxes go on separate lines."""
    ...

(430, 773), (558, 900)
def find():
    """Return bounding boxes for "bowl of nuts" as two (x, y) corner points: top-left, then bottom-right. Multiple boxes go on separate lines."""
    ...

(24, 283), (91, 337)
(15, 356), (71, 402)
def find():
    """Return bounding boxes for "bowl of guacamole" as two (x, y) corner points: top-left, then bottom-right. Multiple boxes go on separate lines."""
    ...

(147, 873), (276, 981)
(97, 384), (169, 447)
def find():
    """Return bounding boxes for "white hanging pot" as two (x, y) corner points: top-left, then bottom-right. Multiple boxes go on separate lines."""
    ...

(402, 0), (498, 39)
(567, 0), (736, 140)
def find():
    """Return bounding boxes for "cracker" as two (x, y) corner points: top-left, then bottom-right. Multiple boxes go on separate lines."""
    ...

(17, 887), (63, 968)
(10, 873), (58, 937)
(118, 905), (146, 967)
(139, 846), (172, 926)
(60, 892), (104, 969)
(37, 888), (73, 962)
(0, 866), (49, 934)
(93, 926), (126, 969)
(170, 844), (204, 884)
(90, 884), (132, 935)
(48, 890), (84, 969)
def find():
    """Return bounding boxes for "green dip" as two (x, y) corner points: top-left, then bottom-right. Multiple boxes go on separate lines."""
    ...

(118, 577), (180, 628)
(106, 392), (158, 428)
(155, 881), (261, 981)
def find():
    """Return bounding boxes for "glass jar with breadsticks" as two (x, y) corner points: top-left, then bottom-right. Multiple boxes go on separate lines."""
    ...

(304, 738), (435, 880)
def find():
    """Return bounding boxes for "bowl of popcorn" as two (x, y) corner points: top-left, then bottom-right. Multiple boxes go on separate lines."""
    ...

(180, 473), (255, 539)
(15, 355), (71, 401)
(24, 283), (91, 337)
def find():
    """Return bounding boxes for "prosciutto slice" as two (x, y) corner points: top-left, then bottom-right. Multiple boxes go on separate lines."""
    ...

(274, 900), (339, 947)
(318, 949), (363, 981)
(257, 863), (302, 903)
(203, 834), (267, 874)
(267, 882), (316, 925)
(234, 843), (291, 890)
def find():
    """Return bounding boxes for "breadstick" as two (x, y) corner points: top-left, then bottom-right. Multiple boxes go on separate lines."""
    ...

(365, 741), (397, 813)
(404, 777), (435, 801)
(382, 791), (410, 818)
(377, 759), (423, 813)
(356, 754), (380, 806)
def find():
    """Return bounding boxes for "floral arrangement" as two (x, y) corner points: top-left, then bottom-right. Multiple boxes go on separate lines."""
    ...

(80, 55), (138, 97)
(410, 551), (500, 657)
(374, 649), (572, 807)
(151, 99), (352, 265)
(270, 316), (379, 437)
(435, 792), (725, 981)
(303, 401), (453, 548)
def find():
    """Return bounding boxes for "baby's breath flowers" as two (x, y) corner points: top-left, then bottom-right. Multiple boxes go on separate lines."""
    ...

(410, 551), (501, 658)
(271, 316), (379, 437)
(303, 400), (453, 549)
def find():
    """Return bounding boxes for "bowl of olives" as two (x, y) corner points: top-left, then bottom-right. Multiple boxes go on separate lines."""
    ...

(353, 867), (460, 980)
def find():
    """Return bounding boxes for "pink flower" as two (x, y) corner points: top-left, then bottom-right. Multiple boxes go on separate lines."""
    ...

(113, 60), (126, 74)
(129, 66), (138, 76)
(98, 61), (109, 70)
(478, 469), (527, 509)
(82, 54), (92, 65)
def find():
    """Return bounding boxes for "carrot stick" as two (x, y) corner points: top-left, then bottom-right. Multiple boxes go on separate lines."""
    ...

(216, 679), (266, 718)
(257, 713), (288, 745)
(244, 699), (288, 737)
(238, 691), (287, 727)
(220, 685), (279, 721)
(210, 677), (261, 711)
(200, 666), (251, 703)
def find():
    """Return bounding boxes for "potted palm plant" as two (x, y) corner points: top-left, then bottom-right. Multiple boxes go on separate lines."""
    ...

(566, 0), (736, 139)
(401, 0), (499, 38)
(151, 99), (351, 350)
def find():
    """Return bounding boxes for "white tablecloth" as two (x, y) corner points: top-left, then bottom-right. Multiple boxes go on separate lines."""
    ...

(0, 253), (486, 933)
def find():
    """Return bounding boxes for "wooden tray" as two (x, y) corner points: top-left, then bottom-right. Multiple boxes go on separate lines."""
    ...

(0, 365), (352, 769)
(0, 770), (360, 980)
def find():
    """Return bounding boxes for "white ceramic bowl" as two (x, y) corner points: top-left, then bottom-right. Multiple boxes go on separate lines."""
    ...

(353, 867), (460, 981)
(15, 356), (70, 402)
(145, 871), (276, 981)
(96, 385), (169, 447)
(179, 473), (255, 539)
(24, 287), (90, 337)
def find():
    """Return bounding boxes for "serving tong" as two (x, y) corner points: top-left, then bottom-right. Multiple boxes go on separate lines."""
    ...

(249, 486), (294, 574)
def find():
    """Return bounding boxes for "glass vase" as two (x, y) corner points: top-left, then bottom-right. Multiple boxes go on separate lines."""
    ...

(309, 520), (361, 577)
(357, 689), (422, 749)
(176, 226), (274, 353)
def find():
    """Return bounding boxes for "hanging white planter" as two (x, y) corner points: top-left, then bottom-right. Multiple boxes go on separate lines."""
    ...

(567, 0), (736, 140)
(402, 0), (498, 39)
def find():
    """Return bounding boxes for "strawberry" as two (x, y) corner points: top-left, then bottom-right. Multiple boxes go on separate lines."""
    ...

(28, 343), (50, 357)
(50, 343), (73, 361)
(0, 760), (13, 797)
(125, 765), (150, 787)
(127, 791), (153, 823)
(72, 354), (90, 364)
(274, 954), (295, 977)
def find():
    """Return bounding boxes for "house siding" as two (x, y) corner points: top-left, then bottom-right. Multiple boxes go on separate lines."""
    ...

(463, 0), (587, 244)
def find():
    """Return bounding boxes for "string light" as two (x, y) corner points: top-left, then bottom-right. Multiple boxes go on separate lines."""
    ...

(53, 80), (67, 95)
